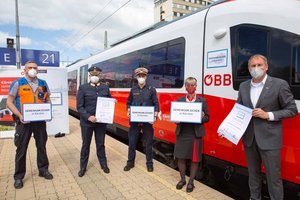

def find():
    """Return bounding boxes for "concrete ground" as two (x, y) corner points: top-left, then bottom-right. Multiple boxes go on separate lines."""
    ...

(0, 116), (232, 200)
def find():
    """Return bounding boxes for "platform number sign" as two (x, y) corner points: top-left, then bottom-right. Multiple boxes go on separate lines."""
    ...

(0, 47), (16, 65)
(42, 53), (55, 64)
(21, 49), (59, 67)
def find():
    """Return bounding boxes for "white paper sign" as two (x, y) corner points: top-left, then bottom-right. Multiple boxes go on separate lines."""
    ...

(22, 103), (52, 122)
(95, 97), (116, 124)
(217, 103), (253, 145)
(50, 92), (62, 105)
(170, 102), (202, 123)
(207, 49), (228, 68)
(130, 106), (154, 123)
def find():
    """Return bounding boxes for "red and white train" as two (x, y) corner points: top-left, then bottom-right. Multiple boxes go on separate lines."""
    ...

(67, 0), (300, 198)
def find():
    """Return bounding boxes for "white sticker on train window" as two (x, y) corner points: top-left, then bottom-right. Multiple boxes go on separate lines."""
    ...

(207, 49), (228, 68)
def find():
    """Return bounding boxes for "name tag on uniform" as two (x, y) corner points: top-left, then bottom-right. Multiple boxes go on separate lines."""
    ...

(130, 106), (154, 123)
(22, 103), (52, 122)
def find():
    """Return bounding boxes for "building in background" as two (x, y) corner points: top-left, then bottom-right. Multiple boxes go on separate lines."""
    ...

(154, 0), (214, 22)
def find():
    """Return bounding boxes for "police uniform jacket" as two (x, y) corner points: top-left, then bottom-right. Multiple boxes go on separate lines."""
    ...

(127, 84), (159, 112)
(175, 95), (209, 138)
(77, 82), (111, 127)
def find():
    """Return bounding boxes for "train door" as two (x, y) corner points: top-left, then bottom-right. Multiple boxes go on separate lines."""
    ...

(200, 4), (243, 174)
(203, 0), (300, 165)
(202, 0), (300, 197)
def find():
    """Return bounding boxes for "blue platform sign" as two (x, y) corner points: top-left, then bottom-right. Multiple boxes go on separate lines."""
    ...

(0, 47), (16, 66)
(0, 48), (59, 67)
(21, 49), (59, 67)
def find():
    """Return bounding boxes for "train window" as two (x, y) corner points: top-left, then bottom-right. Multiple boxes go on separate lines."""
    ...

(79, 65), (88, 86)
(292, 45), (300, 85)
(232, 26), (268, 79)
(91, 37), (185, 89)
(150, 48), (167, 63)
(101, 60), (118, 87)
(269, 30), (292, 80)
(118, 52), (140, 88)
(231, 24), (300, 100)
(147, 39), (185, 88)
(68, 70), (78, 96)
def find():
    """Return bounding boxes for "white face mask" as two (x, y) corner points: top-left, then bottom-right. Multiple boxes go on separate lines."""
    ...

(250, 67), (264, 79)
(137, 77), (146, 85)
(90, 76), (100, 83)
(28, 69), (37, 78)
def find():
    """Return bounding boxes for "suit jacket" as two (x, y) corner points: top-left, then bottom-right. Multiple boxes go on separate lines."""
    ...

(77, 82), (111, 127)
(175, 95), (209, 138)
(237, 75), (298, 150)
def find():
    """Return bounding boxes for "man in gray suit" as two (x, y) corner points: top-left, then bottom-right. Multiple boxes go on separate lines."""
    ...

(237, 54), (298, 200)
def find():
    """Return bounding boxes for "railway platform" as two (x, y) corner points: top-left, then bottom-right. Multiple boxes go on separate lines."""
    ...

(0, 116), (232, 200)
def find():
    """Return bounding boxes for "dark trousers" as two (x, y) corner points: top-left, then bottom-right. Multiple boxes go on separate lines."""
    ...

(127, 122), (153, 167)
(14, 121), (49, 180)
(80, 124), (107, 170)
(244, 139), (283, 200)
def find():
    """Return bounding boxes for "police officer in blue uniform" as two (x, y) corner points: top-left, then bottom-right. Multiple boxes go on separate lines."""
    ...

(77, 66), (111, 177)
(124, 67), (160, 172)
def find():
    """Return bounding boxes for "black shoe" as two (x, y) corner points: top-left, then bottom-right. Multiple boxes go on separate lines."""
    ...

(39, 171), (53, 180)
(123, 164), (134, 171)
(78, 169), (86, 177)
(176, 180), (186, 190)
(147, 166), (153, 172)
(14, 179), (23, 189)
(186, 183), (195, 193)
(102, 167), (110, 174)
(54, 132), (65, 138)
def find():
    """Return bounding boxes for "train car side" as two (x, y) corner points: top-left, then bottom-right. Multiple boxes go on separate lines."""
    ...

(68, 0), (300, 198)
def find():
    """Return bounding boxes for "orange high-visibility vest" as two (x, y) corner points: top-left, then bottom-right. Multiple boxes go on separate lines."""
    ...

(13, 77), (48, 113)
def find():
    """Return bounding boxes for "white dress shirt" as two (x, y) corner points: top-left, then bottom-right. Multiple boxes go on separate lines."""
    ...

(250, 75), (274, 120)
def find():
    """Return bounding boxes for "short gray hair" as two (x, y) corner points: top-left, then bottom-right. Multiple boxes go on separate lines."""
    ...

(248, 54), (268, 67)
(184, 77), (197, 86)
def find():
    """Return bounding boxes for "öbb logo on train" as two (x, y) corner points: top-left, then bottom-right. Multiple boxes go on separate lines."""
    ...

(204, 74), (231, 86)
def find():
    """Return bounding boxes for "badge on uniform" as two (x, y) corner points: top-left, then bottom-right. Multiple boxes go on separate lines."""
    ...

(38, 90), (45, 100)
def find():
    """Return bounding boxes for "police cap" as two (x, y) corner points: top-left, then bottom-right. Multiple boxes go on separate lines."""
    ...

(88, 66), (102, 75)
(134, 67), (148, 76)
